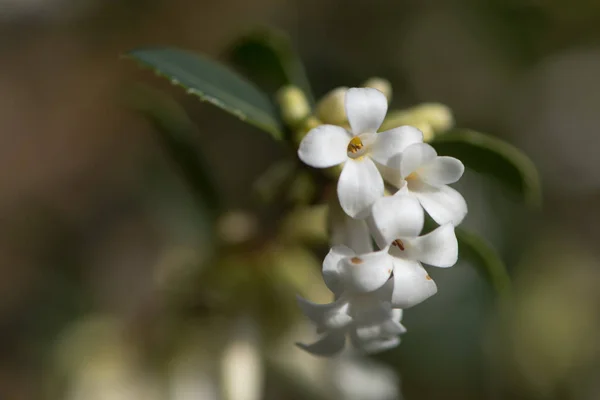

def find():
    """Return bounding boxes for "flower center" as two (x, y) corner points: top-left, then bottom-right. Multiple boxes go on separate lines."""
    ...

(405, 172), (418, 181)
(391, 239), (405, 251)
(347, 137), (364, 154)
(346, 134), (375, 159)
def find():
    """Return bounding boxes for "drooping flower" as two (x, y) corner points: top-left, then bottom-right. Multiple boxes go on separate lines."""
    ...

(376, 142), (467, 225)
(369, 194), (458, 308)
(295, 244), (405, 356)
(298, 88), (424, 218)
(295, 282), (405, 356)
(349, 309), (406, 354)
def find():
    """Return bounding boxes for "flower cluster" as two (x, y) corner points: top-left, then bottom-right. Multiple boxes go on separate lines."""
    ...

(296, 88), (467, 356)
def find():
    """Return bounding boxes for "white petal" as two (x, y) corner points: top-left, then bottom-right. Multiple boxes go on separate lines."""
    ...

(405, 224), (458, 267)
(346, 280), (395, 326)
(349, 294), (394, 326)
(354, 324), (383, 342)
(400, 143), (437, 178)
(390, 259), (438, 308)
(382, 319), (407, 335)
(354, 336), (401, 354)
(330, 211), (374, 254)
(298, 125), (351, 168)
(340, 249), (394, 293)
(370, 126), (424, 169)
(337, 158), (384, 219)
(297, 332), (346, 356)
(418, 156), (464, 186)
(296, 296), (352, 330)
(345, 88), (388, 134)
(355, 317), (406, 341)
(411, 182), (468, 226)
(368, 194), (424, 249)
(322, 245), (355, 295)
(390, 308), (403, 323)
(374, 162), (405, 189)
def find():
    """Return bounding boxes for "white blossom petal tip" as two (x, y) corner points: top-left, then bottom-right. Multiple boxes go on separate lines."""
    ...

(390, 259), (438, 308)
(345, 88), (388, 134)
(370, 125), (424, 168)
(419, 156), (465, 186)
(322, 245), (355, 295)
(337, 157), (384, 218)
(406, 223), (458, 268)
(298, 125), (351, 168)
(400, 142), (438, 179)
(412, 182), (468, 226)
(354, 336), (401, 355)
(296, 332), (346, 356)
(296, 296), (352, 330)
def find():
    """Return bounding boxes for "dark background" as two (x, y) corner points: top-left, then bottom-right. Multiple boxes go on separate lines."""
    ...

(0, 0), (599, 399)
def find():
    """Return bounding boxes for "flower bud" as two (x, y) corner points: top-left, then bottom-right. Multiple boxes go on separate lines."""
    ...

(410, 103), (454, 133)
(379, 103), (453, 142)
(362, 77), (392, 102)
(217, 210), (258, 245)
(276, 85), (311, 129)
(380, 111), (435, 142)
(315, 86), (348, 126)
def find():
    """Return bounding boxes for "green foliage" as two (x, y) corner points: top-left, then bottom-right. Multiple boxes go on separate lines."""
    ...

(432, 129), (542, 207)
(126, 48), (283, 139)
(127, 84), (220, 218)
(230, 28), (314, 105)
(456, 228), (511, 298)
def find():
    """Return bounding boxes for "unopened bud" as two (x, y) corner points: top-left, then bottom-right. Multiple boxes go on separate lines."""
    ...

(217, 210), (258, 245)
(276, 85), (311, 129)
(412, 121), (435, 142)
(380, 103), (453, 142)
(315, 86), (348, 126)
(362, 77), (392, 102)
(410, 103), (454, 133)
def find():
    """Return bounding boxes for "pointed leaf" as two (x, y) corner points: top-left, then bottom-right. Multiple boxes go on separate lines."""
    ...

(431, 129), (541, 207)
(126, 47), (283, 139)
(126, 84), (220, 217)
(229, 28), (314, 104)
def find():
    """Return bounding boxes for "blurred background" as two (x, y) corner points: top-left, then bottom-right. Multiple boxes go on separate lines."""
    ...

(1, 0), (600, 399)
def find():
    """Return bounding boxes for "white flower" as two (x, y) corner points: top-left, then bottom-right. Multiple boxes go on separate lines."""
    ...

(298, 87), (424, 218)
(296, 285), (405, 356)
(321, 245), (394, 295)
(349, 309), (407, 354)
(377, 142), (467, 226)
(369, 195), (459, 308)
(296, 244), (407, 356)
(327, 195), (373, 254)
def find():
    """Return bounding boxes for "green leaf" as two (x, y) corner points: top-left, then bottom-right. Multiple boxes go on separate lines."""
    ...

(431, 129), (542, 207)
(126, 84), (220, 218)
(229, 28), (314, 105)
(125, 47), (283, 140)
(457, 228), (511, 298)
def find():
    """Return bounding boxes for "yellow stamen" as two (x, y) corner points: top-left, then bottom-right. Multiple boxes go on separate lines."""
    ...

(350, 257), (363, 264)
(347, 137), (364, 154)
